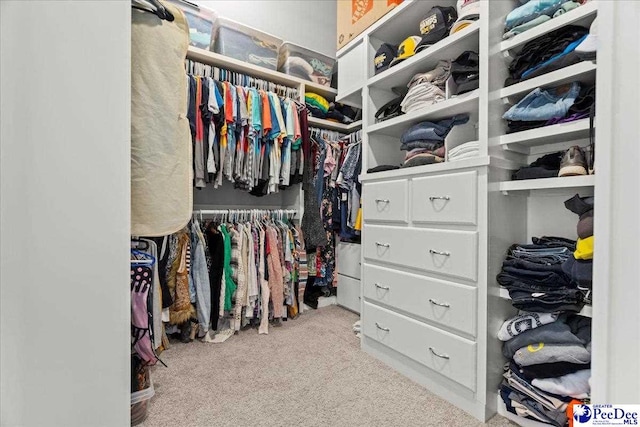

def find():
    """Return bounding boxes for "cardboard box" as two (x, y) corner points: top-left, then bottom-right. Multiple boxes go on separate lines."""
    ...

(337, 0), (403, 50)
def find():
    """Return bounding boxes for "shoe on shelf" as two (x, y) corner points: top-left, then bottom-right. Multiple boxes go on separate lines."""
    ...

(559, 145), (588, 177)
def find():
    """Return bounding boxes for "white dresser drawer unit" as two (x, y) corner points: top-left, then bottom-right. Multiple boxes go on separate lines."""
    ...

(362, 264), (477, 336)
(363, 225), (478, 281)
(411, 171), (478, 226)
(363, 179), (408, 223)
(337, 274), (361, 313)
(336, 242), (362, 280)
(363, 302), (477, 391)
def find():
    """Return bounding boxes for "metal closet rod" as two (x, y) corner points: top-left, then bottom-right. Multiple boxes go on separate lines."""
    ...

(195, 208), (297, 216)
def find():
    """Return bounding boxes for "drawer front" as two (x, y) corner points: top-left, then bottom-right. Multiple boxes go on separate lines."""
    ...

(337, 242), (362, 280)
(363, 179), (408, 223)
(363, 302), (476, 390)
(337, 275), (361, 314)
(363, 225), (478, 281)
(411, 171), (478, 225)
(362, 264), (476, 336)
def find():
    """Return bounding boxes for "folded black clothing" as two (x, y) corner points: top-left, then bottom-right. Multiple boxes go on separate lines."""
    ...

(564, 194), (594, 216)
(565, 314), (592, 345)
(512, 166), (559, 180)
(501, 384), (568, 427)
(531, 236), (577, 250)
(326, 108), (351, 124)
(508, 288), (584, 313)
(507, 120), (548, 133)
(400, 140), (444, 151)
(503, 257), (567, 273)
(562, 257), (593, 289)
(367, 165), (400, 173)
(506, 25), (589, 85)
(307, 104), (327, 119)
(568, 84), (595, 116)
(520, 362), (591, 380)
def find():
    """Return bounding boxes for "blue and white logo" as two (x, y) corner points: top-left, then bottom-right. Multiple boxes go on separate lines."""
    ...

(573, 405), (640, 426)
(574, 405), (593, 423)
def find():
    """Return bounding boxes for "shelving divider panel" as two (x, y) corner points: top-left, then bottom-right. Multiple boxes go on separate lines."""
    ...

(368, 22), (480, 90)
(497, 175), (595, 193)
(500, 2), (598, 53)
(497, 62), (597, 100)
(497, 119), (593, 152)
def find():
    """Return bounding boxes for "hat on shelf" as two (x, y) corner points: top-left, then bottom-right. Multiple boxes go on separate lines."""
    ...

(450, 0), (480, 35)
(389, 36), (422, 67)
(575, 17), (597, 59)
(374, 43), (398, 74)
(415, 6), (458, 52)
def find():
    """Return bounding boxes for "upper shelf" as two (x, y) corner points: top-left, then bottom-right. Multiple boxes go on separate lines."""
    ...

(186, 46), (338, 100)
(308, 117), (362, 132)
(368, 21), (480, 91)
(500, 2), (598, 53)
(497, 61), (597, 100)
(496, 175), (595, 193)
(368, 89), (479, 138)
(496, 118), (593, 153)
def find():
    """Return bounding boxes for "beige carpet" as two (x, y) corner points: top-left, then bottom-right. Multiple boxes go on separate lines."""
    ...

(143, 306), (514, 427)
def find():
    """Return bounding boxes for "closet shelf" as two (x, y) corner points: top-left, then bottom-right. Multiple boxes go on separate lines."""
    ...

(368, 21), (480, 90)
(500, 2), (598, 53)
(336, 87), (363, 109)
(186, 46), (338, 100)
(496, 175), (595, 193)
(359, 156), (490, 182)
(498, 288), (592, 318)
(496, 119), (593, 153)
(367, 89), (479, 138)
(497, 62), (597, 100)
(308, 117), (362, 132)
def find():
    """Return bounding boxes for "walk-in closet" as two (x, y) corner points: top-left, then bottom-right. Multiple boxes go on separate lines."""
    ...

(1, 1), (639, 426)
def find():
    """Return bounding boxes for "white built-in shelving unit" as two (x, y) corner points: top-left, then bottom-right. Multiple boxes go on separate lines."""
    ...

(335, 0), (600, 424)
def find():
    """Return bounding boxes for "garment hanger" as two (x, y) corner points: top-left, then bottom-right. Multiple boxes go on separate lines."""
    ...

(131, 248), (156, 266)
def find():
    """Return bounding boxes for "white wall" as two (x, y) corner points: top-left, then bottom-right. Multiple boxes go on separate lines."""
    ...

(0, 1), (131, 426)
(195, 0), (337, 57)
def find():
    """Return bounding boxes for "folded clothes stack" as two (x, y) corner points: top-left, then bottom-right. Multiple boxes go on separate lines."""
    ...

(499, 312), (592, 426)
(503, 0), (587, 39)
(497, 236), (586, 313)
(399, 114), (469, 168)
(506, 25), (590, 86)
(450, 51), (479, 95)
(504, 82), (595, 134)
(325, 102), (360, 124)
(400, 61), (450, 113)
(562, 194), (594, 303)
(447, 140), (479, 161)
(305, 92), (329, 118)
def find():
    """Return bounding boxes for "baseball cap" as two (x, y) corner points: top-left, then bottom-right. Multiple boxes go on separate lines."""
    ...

(415, 6), (458, 52)
(374, 43), (398, 74)
(450, 0), (480, 35)
(389, 36), (422, 67)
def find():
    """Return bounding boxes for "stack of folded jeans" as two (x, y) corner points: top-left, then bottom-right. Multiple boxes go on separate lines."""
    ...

(400, 61), (450, 113)
(504, 0), (583, 40)
(503, 82), (581, 133)
(399, 114), (469, 168)
(499, 313), (592, 426)
(497, 236), (586, 313)
(561, 194), (594, 303)
(506, 25), (589, 86)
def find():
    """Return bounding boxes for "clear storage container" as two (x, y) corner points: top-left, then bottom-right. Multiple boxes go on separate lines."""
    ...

(278, 42), (336, 87)
(211, 17), (283, 70)
(167, 0), (217, 50)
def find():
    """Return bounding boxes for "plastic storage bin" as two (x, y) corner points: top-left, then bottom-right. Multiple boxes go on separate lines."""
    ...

(278, 42), (336, 87)
(167, 0), (216, 50)
(211, 17), (283, 70)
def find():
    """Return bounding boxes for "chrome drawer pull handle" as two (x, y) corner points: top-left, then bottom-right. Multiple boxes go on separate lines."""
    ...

(429, 196), (450, 201)
(429, 249), (450, 256)
(429, 298), (450, 308)
(375, 283), (390, 290)
(429, 347), (450, 359)
(375, 322), (390, 332)
(375, 198), (390, 203)
(376, 242), (390, 248)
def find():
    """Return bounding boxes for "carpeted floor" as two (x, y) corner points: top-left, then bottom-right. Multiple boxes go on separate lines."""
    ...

(143, 306), (514, 427)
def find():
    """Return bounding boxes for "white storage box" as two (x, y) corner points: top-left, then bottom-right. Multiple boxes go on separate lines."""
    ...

(211, 17), (283, 70)
(167, 0), (216, 50)
(278, 42), (336, 87)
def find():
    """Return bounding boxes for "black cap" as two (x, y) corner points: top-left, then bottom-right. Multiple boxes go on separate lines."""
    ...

(374, 43), (397, 75)
(416, 6), (458, 52)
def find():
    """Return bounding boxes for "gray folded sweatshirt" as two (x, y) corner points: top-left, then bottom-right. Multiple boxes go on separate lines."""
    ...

(503, 321), (583, 359)
(514, 343), (591, 367)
